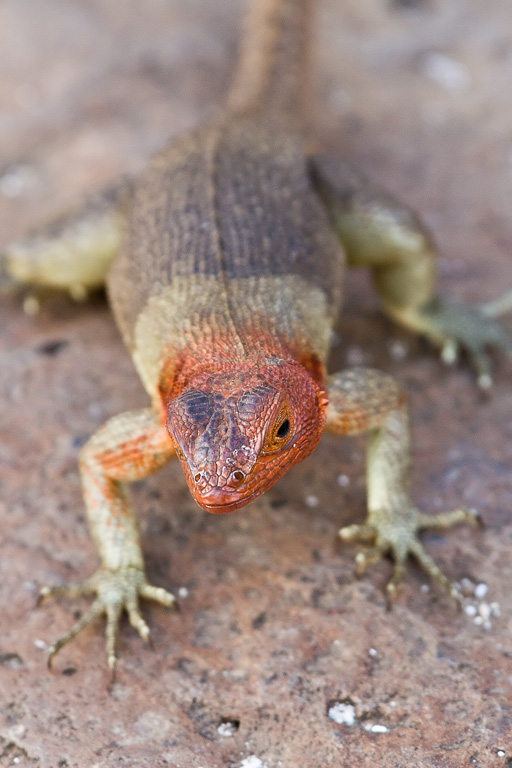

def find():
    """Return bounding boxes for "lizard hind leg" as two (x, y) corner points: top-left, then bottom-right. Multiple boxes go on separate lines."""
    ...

(395, 295), (512, 391)
(2, 177), (132, 311)
(310, 155), (512, 388)
(326, 368), (479, 602)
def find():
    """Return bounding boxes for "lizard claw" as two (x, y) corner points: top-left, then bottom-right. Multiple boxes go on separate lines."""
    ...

(40, 566), (177, 672)
(419, 295), (512, 389)
(339, 507), (478, 603)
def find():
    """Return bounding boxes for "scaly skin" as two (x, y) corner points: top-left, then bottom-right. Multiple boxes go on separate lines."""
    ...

(3, 0), (511, 671)
(167, 350), (328, 512)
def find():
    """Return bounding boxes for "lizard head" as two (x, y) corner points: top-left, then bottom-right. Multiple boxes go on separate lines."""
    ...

(166, 359), (327, 512)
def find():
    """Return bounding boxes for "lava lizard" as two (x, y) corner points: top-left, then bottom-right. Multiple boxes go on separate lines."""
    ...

(2, 0), (511, 672)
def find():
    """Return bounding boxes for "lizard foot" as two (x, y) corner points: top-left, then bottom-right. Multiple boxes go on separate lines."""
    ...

(39, 566), (177, 673)
(417, 295), (512, 390)
(339, 507), (480, 604)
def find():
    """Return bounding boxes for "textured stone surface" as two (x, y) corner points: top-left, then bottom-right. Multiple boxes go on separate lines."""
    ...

(1, 1), (511, 767)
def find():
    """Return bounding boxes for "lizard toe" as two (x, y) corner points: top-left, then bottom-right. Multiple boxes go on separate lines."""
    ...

(340, 505), (475, 605)
(42, 566), (176, 671)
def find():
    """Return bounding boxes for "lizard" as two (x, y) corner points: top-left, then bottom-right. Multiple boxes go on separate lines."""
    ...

(2, 0), (511, 673)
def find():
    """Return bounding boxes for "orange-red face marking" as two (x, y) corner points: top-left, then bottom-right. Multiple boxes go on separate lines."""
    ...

(166, 357), (327, 512)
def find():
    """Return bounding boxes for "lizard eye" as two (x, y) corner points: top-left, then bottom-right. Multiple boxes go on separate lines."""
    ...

(275, 418), (290, 438)
(264, 407), (294, 453)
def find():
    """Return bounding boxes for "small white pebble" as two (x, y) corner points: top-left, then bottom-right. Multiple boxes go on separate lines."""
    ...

(367, 724), (389, 734)
(483, 621), (492, 631)
(389, 701), (397, 709)
(368, 648), (378, 657)
(478, 373), (492, 390)
(240, 757), (265, 768)
(363, 722), (389, 733)
(305, 494), (319, 508)
(178, 587), (189, 599)
(388, 339), (408, 361)
(478, 602), (491, 622)
(497, 749), (506, 757)
(222, 668), (248, 681)
(328, 702), (356, 726)
(34, 638), (47, 650)
(0, 165), (37, 197)
(473, 615), (484, 626)
(422, 52), (471, 92)
(337, 474), (350, 487)
(218, 721), (237, 737)
(13, 758), (20, 765)
(474, 582), (488, 599)
(490, 603), (501, 618)
(464, 604), (478, 617)
(420, 584), (430, 593)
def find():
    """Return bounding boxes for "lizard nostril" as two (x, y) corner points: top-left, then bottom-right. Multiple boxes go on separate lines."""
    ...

(229, 470), (245, 488)
(194, 472), (204, 484)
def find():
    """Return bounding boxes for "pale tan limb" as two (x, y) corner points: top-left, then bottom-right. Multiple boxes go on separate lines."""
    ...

(1, 177), (133, 310)
(310, 155), (511, 388)
(325, 368), (478, 601)
(40, 407), (176, 672)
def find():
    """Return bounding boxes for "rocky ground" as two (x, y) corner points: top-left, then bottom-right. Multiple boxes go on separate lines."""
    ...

(1, 1), (511, 766)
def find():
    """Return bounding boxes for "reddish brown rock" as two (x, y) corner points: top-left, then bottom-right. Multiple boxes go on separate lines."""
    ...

(1, 1), (511, 766)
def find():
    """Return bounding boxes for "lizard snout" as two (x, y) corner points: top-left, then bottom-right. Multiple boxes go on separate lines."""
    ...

(191, 465), (247, 493)
(228, 469), (246, 487)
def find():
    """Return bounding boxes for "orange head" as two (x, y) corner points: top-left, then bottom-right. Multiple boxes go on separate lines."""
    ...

(166, 358), (327, 512)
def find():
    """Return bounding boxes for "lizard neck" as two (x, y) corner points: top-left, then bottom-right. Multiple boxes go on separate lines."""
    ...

(226, 0), (313, 124)
(157, 326), (325, 416)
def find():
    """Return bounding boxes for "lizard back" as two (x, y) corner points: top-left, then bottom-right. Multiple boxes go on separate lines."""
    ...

(107, 0), (345, 397)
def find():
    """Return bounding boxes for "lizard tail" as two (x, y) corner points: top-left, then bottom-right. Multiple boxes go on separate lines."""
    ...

(226, 0), (313, 121)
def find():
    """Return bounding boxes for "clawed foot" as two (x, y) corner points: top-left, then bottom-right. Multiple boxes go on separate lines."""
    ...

(419, 295), (512, 390)
(339, 507), (481, 604)
(38, 566), (177, 674)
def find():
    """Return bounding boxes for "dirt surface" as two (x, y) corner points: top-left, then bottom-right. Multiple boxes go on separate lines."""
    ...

(1, 1), (511, 766)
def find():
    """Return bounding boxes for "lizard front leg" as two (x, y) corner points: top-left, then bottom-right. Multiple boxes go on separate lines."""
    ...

(310, 155), (512, 388)
(325, 368), (478, 600)
(40, 407), (176, 672)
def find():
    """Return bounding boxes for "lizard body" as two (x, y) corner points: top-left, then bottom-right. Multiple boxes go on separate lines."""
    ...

(111, 117), (341, 399)
(3, 0), (511, 670)
(108, 9), (341, 512)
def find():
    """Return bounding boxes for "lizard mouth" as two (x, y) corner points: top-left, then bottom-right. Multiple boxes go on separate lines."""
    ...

(193, 487), (262, 514)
